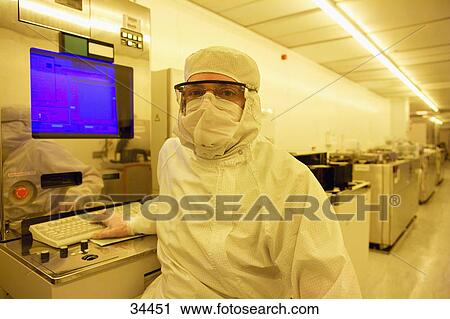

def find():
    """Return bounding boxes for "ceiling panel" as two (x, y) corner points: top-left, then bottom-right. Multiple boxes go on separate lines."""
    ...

(390, 44), (450, 61)
(421, 82), (450, 90)
(410, 97), (450, 111)
(400, 60), (450, 83)
(282, 19), (450, 58)
(220, 0), (318, 26)
(248, 9), (335, 39)
(292, 37), (372, 64)
(413, 74), (450, 86)
(395, 52), (450, 66)
(426, 88), (450, 99)
(189, 0), (257, 12)
(417, 87), (450, 104)
(337, 0), (450, 33)
(410, 96), (449, 110)
(376, 19), (450, 53)
(409, 103), (429, 112)
(323, 55), (386, 74)
(276, 24), (349, 47)
(355, 78), (409, 93)
(345, 68), (397, 82)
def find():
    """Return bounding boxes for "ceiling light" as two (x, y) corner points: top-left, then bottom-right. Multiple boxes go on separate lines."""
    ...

(313, 0), (439, 112)
(429, 117), (443, 125)
(416, 111), (428, 116)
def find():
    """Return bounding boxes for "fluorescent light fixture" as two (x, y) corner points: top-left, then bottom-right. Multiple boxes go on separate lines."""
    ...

(429, 117), (443, 125)
(416, 111), (428, 116)
(313, 0), (439, 112)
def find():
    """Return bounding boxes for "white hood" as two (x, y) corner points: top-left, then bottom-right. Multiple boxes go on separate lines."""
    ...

(173, 46), (263, 159)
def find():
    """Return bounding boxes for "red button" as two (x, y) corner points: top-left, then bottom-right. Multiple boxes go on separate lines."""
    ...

(14, 186), (29, 200)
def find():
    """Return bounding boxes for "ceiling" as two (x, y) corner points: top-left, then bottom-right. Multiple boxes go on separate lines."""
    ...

(189, 0), (450, 124)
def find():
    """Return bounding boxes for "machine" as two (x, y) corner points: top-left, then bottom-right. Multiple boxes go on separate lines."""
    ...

(0, 0), (152, 240)
(0, 0), (160, 298)
(292, 152), (327, 165)
(419, 149), (438, 203)
(292, 152), (354, 191)
(436, 146), (445, 185)
(353, 159), (420, 249)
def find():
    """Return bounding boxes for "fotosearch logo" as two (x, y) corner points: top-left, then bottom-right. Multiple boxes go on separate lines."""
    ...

(53, 193), (402, 222)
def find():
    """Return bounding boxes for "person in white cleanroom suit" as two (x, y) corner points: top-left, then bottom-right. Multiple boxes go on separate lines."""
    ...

(1, 107), (104, 221)
(94, 47), (361, 298)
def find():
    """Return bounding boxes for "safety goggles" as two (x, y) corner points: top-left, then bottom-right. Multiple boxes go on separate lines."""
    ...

(174, 80), (253, 114)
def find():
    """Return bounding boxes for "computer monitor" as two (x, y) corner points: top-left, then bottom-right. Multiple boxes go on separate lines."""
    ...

(29, 48), (134, 138)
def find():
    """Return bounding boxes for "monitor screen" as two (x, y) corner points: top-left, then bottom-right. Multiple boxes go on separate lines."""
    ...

(30, 48), (133, 138)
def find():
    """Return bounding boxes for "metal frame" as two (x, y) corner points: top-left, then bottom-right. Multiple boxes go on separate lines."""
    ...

(0, 0), (151, 240)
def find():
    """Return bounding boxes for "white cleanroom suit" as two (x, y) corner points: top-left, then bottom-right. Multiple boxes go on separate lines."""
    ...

(129, 47), (361, 298)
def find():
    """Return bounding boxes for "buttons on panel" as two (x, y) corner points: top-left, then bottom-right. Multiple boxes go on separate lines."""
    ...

(14, 186), (29, 200)
(60, 246), (68, 258)
(120, 28), (144, 50)
(80, 240), (89, 252)
(40, 250), (50, 263)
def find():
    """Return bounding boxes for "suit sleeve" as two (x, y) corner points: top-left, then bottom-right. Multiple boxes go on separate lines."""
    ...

(267, 167), (361, 298)
(291, 172), (361, 298)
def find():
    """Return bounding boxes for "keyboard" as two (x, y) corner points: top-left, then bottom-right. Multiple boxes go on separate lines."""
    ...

(29, 203), (141, 248)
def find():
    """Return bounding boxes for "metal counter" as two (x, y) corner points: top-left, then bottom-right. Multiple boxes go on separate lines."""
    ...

(0, 235), (160, 298)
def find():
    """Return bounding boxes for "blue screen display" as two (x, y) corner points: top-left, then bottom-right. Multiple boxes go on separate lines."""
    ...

(30, 48), (119, 137)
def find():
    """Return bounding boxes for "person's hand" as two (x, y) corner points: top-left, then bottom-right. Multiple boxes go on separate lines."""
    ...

(90, 210), (132, 239)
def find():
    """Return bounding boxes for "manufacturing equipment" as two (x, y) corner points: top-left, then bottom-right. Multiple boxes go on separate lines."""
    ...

(0, 0), (160, 298)
(293, 152), (354, 191)
(353, 159), (420, 249)
(436, 146), (445, 185)
(419, 148), (438, 203)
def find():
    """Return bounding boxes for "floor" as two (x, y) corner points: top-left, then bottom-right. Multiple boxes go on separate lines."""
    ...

(363, 163), (450, 298)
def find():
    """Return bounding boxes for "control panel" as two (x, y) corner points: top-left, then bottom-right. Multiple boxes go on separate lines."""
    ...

(30, 239), (117, 276)
(37, 240), (91, 264)
(120, 28), (143, 49)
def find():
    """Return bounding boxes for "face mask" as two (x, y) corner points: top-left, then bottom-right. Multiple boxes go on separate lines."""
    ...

(179, 93), (243, 153)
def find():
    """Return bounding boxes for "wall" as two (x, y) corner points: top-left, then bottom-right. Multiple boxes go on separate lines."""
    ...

(408, 121), (428, 145)
(409, 118), (447, 148)
(137, 0), (391, 152)
(390, 98), (410, 141)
